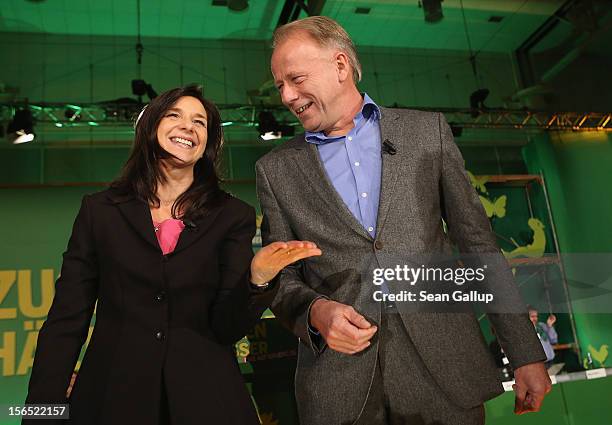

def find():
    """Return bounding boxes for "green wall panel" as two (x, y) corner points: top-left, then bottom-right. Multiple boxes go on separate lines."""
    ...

(523, 132), (612, 367)
(0, 148), (42, 184)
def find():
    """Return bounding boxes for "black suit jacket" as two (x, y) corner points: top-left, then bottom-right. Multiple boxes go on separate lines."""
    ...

(24, 188), (266, 425)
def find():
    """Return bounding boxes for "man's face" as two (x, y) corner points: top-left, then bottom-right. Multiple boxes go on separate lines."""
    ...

(529, 310), (538, 326)
(271, 32), (345, 133)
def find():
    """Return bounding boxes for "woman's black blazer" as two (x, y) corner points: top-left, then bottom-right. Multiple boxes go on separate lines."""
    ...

(24, 188), (268, 424)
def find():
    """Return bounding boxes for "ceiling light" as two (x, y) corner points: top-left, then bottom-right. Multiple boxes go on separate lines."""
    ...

(132, 79), (158, 101)
(449, 123), (463, 137)
(258, 111), (278, 137)
(421, 0), (443, 23)
(11, 131), (35, 144)
(470, 88), (490, 117)
(261, 131), (282, 141)
(227, 0), (248, 12)
(258, 111), (294, 141)
(7, 109), (35, 144)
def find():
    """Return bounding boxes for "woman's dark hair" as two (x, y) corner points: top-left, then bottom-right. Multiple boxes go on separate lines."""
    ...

(112, 84), (227, 220)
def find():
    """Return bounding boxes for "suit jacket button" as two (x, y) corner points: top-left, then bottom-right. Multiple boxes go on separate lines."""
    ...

(155, 331), (165, 340)
(374, 240), (384, 250)
(155, 291), (166, 302)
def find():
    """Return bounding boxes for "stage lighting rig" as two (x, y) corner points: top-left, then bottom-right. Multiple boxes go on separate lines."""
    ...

(7, 109), (35, 144)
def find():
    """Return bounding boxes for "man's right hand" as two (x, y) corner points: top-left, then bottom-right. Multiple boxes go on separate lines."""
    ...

(309, 298), (377, 354)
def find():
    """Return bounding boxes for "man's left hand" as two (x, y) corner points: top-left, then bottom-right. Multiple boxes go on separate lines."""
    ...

(512, 362), (552, 414)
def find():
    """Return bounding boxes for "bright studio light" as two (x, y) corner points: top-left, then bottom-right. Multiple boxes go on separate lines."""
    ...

(260, 131), (282, 141)
(7, 109), (35, 144)
(11, 130), (35, 144)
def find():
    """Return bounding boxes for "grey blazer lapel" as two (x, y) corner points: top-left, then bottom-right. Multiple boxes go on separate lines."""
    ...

(291, 136), (372, 240)
(376, 108), (402, 232)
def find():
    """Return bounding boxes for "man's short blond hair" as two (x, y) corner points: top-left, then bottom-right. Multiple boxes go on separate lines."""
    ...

(272, 16), (362, 83)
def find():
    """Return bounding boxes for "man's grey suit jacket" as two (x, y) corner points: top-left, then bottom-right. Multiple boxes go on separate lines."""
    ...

(255, 108), (546, 425)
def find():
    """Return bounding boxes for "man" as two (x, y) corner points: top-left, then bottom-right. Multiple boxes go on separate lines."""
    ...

(256, 16), (551, 425)
(529, 306), (558, 364)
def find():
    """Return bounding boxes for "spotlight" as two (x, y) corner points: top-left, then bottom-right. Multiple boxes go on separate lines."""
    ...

(470, 88), (490, 117)
(257, 111), (294, 141)
(227, 0), (248, 12)
(131, 79), (158, 101)
(132, 79), (147, 97)
(145, 85), (158, 100)
(7, 109), (35, 144)
(258, 111), (277, 133)
(449, 123), (463, 138)
(421, 0), (444, 23)
(261, 131), (282, 141)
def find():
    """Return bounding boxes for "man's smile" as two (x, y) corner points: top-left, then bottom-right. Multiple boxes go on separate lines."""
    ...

(295, 102), (313, 115)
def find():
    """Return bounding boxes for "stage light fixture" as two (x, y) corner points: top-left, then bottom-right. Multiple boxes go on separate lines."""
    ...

(228, 0), (249, 11)
(131, 79), (158, 101)
(257, 111), (294, 141)
(258, 111), (280, 140)
(7, 109), (35, 144)
(261, 131), (282, 141)
(421, 0), (444, 23)
(470, 88), (490, 117)
(449, 123), (463, 138)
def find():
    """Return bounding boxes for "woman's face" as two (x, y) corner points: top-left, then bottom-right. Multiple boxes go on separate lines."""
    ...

(156, 96), (208, 167)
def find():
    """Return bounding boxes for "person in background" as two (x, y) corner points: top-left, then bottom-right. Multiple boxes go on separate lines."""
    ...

(23, 84), (321, 425)
(529, 306), (558, 365)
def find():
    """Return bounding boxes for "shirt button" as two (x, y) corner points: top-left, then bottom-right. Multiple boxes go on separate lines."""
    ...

(374, 240), (384, 250)
(155, 331), (165, 341)
(347, 136), (353, 141)
(361, 192), (367, 198)
(155, 291), (166, 302)
(368, 227), (374, 232)
(354, 162), (360, 166)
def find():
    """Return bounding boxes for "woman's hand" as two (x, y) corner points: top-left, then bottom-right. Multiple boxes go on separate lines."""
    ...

(250, 241), (322, 286)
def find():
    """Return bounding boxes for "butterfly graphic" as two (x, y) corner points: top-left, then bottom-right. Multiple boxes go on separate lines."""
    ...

(479, 195), (507, 218)
(468, 171), (489, 194)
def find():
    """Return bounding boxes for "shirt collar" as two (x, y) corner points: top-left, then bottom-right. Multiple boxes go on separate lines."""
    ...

(305, 93), (381, 145)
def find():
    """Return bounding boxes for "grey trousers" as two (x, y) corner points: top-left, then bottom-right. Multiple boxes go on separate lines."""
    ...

(355, 312), (485, 425)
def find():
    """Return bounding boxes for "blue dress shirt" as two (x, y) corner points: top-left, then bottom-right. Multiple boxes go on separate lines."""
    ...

(305, 94), (382, 238)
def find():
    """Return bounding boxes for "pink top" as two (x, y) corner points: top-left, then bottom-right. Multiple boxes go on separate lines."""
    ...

(153, 219), (185, 255)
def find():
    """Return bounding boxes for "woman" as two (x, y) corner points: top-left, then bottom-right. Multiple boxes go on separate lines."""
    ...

(23, 85), (320, 425)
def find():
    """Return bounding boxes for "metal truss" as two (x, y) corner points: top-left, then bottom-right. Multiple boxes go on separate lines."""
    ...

(1, 102), (610, 132)
(435, 108), (612, 132)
